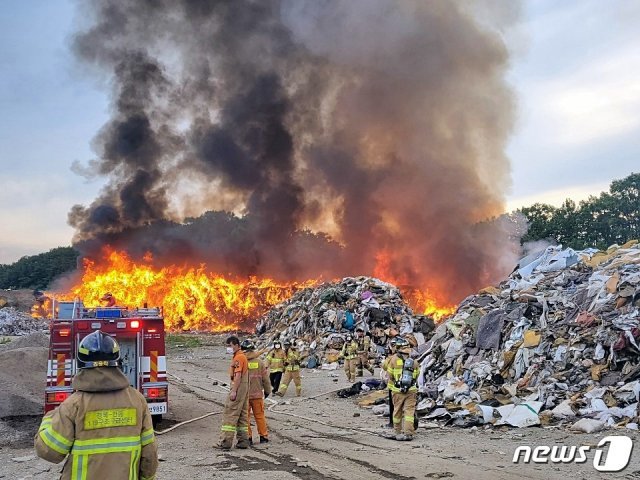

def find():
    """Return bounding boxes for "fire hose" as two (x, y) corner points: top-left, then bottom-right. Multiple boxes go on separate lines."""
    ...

(160, 372), (383, 441)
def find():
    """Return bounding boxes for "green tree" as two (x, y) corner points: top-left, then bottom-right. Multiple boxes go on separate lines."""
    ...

(0, 247), (79, 289)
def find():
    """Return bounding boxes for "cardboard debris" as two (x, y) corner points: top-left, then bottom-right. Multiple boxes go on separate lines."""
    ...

(417, 242), (640, 429)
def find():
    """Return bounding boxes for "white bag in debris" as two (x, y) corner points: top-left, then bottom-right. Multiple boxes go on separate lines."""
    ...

(570, 418), (606, 433)
(496, 401), (543, 428)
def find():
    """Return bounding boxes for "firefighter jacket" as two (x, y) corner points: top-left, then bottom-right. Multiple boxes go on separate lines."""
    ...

(341, 341), (359, 360)
(35, 367), (158, 480)
(356, 335), (371, 354)
(245, 351), (272, 400)
(384, 354), (418, 393)
(265, 348), (286, 373)
(283, 349), (301, 371)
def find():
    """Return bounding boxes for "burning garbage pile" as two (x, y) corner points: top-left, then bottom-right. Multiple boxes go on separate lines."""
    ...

(416, 240), (640, 431)
(255, 276), (439, 363)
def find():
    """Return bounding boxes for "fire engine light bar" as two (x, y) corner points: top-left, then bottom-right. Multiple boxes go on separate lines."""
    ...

(59, 328), (70, 337)
(130, 320), (140, 329)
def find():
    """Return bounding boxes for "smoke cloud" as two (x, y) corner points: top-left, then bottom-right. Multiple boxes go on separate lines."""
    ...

(69, 0), (522, 304)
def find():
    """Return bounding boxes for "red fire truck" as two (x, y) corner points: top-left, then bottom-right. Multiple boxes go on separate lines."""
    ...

(44, 300), (169, 425)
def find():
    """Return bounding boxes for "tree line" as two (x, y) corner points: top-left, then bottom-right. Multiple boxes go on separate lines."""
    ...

(518, 172), (639, 250)
(0, 247), (79, 290)
(0, 173), (638, 290)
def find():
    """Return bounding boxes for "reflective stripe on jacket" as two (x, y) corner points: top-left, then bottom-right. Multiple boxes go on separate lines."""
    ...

(246, 352), (272, 399)
(266, 350), (286, 373)
(34, 367), (158, 480)
(384, 354), (418, 393)
(341, 341), (358, 360)
(284, 349), (301, 371)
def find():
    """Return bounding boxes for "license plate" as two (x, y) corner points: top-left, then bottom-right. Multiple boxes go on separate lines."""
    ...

(147, 402), (167, 415)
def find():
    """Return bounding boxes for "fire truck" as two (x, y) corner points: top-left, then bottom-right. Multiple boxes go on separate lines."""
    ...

(44, 300), (169, 425)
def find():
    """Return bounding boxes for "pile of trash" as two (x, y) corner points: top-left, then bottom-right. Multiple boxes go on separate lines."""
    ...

(416, 240), (640, 431)
(0, 307), (48, 336)
(256, 276), (435, 363)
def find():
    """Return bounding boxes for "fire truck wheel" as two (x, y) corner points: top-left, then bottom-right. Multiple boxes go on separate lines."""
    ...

(152, 414), (162, 429)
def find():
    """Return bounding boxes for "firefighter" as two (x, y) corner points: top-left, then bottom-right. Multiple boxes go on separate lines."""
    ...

(381, 337), (399, 428)
(274, 340), (302, 397)
(218, 335), (251, 449)
(265, 341), (286, 393)
(384, 337), (418, 441)
(341, 334), (359, 382)
(355, 327), (375, 376)
(241, 339), (272, 444)
(101, 292), (116, 307)
(34, 330), (158, 480)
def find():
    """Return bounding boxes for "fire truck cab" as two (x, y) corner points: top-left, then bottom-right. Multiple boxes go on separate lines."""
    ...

(45, 300), (168, 425)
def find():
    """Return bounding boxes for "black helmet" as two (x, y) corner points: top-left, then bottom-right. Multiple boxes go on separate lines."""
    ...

(240, 339), (255, 351)
(77, 330), (120, 369)
(273, 341), (282, 349)
(346, 334), (353, 341)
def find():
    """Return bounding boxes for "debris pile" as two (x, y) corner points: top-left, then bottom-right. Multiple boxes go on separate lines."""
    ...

(0, 307), (48, 336)
(256, 276), (435, 360)
(417, 240), (640, 430)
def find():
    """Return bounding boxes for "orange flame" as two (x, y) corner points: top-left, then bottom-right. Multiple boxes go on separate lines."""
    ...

(374, 249), (456, 321)
(37, 247), (456, 329)
(54, 249), (315, 331)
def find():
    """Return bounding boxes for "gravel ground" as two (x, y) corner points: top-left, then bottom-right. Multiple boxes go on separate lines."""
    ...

(2, 335), (640, 479)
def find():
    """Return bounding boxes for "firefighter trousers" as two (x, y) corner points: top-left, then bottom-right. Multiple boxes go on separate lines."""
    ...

(219, 393), (249, 448)
(277, 370), (301, 396)
(387, 389), (394, 427)
(391, 391), (417, 435)
(247, 398), (268, 439)
(270, 371), (283, 393)
(357, 353), (375, 376)
(344, 358), (357, 382)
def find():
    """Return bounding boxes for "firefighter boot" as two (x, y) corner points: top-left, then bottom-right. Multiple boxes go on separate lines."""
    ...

(260, 436), (269, 444)
(296, 386), (302, 397)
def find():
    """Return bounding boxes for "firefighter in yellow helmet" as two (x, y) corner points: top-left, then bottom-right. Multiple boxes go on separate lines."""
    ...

(265, 341), (286, 393)
(274, 340), (302, 397)
(241, 339), (272, 444)
(341, 334), (359, 382)
(384, 338), (418, 441)
(34, 330), (158, 480)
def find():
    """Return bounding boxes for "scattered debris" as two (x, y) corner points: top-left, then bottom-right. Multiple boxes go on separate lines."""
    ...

(417, 241), (640, 429)
(0, 307), (48, 336)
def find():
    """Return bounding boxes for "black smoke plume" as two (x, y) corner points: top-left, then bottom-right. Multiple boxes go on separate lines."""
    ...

(69, 0), (522, 304)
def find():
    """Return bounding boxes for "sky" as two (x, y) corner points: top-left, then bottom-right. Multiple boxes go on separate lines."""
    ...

(1, 1), (639, 264)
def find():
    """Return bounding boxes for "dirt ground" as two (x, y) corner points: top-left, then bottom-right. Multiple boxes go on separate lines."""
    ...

(2, 335), (640, 479)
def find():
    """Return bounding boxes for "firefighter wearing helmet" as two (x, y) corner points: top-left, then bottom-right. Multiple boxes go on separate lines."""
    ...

(383, 337), (418, 441)
(241, 339), (272, 444)
(381, 337), (399, 428)
(341, 334), (359, 382)
(355, 327), (375, 377)
(273, 340), (302, 397)
(35, 330), (158, 479)
(265, 340), (286, 393)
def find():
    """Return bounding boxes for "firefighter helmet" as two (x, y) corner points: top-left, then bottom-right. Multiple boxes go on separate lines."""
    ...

(283, 340), (292, 347)
(77, 330), (120, 368)
(394, 337), (410, 352)
(241, 339), (255, 351)
(346, 334), (353, 341)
